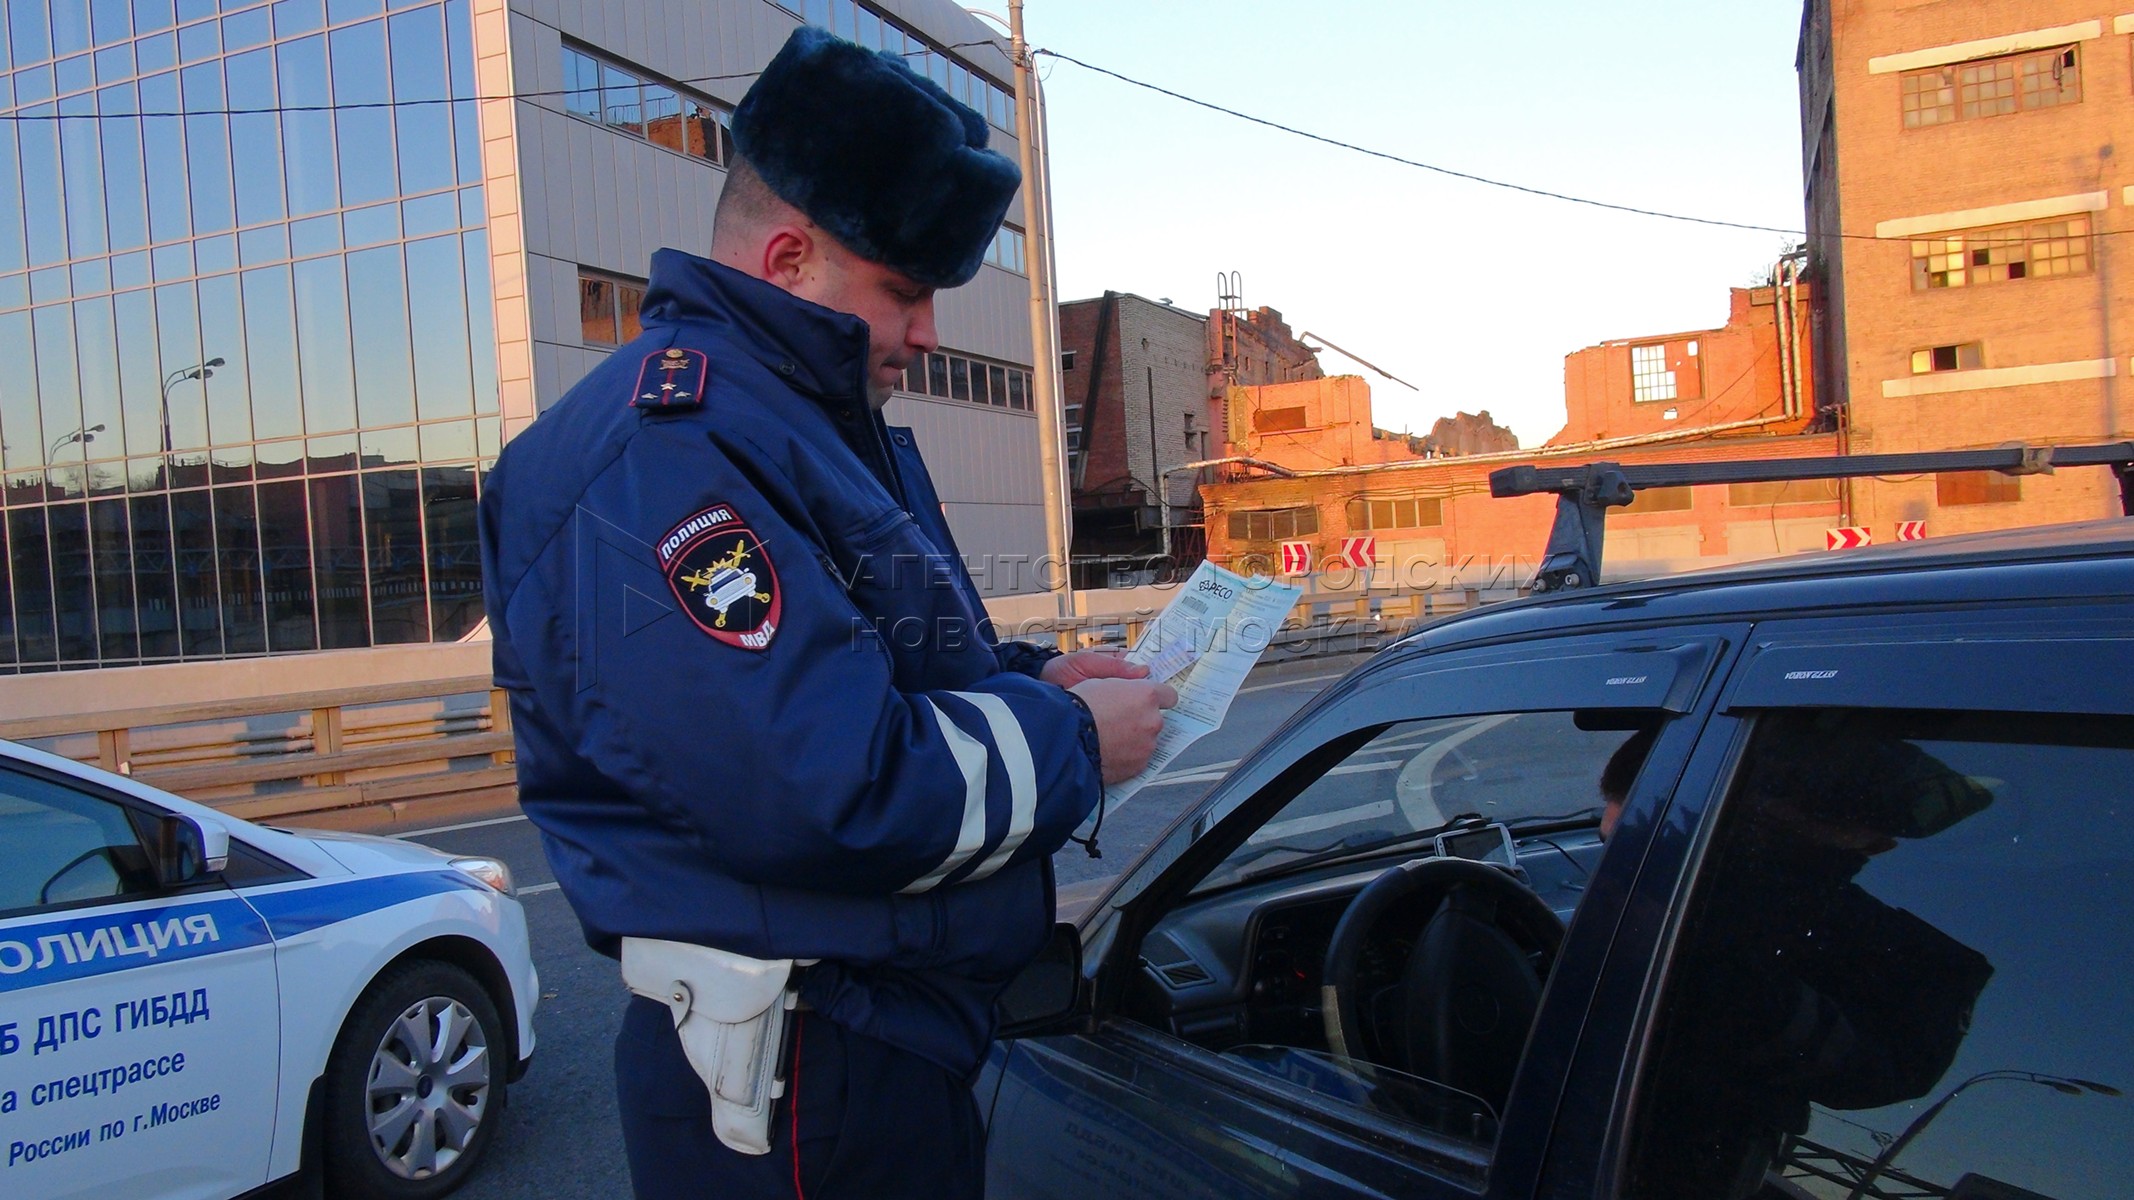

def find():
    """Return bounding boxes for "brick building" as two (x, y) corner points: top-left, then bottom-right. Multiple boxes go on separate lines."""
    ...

(1223, 376), (1517, 471)
(1202, 282), (1833, 583)
(1555, 284), (1815, 445)
(1209, 304), (1324, 393)
(1201, 431), (1842, 588)
(1799, 1), (2134, 537)
(1057, 292), (1215, 558)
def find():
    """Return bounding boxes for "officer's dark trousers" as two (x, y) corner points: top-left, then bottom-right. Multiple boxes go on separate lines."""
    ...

(616, 995), (985, 1199)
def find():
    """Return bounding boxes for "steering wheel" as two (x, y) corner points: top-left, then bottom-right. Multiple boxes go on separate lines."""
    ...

(1320, 857), (1565, 1114)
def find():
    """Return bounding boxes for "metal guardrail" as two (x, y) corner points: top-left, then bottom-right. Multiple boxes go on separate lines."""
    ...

(1, 676), (516, 826)
(3, 585), (1520, 825)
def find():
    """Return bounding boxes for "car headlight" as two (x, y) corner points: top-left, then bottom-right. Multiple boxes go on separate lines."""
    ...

(451, 856), (516, 896)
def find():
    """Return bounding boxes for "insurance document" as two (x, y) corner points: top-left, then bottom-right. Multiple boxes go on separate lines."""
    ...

(1102, 562), (1304, 807)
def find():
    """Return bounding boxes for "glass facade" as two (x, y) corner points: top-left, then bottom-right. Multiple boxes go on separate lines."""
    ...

(0, 0), (499, 672)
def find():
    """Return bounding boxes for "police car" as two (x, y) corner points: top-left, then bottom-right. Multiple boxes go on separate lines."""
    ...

(0, 738), (538, 1200)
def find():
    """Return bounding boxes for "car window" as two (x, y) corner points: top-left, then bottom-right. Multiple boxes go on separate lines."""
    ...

(1624, 709), (2134, 1200)
(1138, 710), (1654, 1148)
(1198, 710), (1635, 893)
(0, 767), (160, 914)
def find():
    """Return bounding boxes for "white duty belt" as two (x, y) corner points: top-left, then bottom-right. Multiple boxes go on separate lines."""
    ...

(619, 937), (813, 1155)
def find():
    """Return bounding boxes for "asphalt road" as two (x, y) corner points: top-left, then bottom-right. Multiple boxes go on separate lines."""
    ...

(387, 652), (1374, 1200)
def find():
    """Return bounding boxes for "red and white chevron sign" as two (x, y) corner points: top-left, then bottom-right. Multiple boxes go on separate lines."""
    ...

(1338, 535), (1376, 570)
(1279, 540), (1313, 575)
(1896, 520), (1927, 542)
(1826, 526), (1873, 550)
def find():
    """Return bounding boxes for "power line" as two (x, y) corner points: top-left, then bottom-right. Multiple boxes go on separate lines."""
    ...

(1033, 49), (1806, 237)
(1032, 48), (2114, 247)
(0, 41), (2112, 254)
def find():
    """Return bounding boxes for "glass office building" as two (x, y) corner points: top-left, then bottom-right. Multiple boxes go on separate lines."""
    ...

(0, 0), (498, 671)
(0, 0), (1043, 674)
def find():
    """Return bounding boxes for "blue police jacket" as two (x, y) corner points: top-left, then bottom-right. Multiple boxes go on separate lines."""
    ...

(479, 249), (1104, 1075)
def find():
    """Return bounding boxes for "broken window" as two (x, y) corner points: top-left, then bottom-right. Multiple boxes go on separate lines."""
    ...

(1910, 342), (1983, 374)
(1254, 406), (1308, 433)
(1912, 217), (2090, 289)
(1902, 46), (2079, 129)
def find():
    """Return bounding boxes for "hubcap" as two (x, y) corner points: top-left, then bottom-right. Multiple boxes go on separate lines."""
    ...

(365, 996), (491, 1180)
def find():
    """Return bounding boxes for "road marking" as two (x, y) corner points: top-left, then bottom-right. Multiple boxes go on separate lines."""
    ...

(394, 813), (530, 839)
(1249, 798), (1397, 844)
(517, 881), (561, 896)
(1394, 713), (1515, 829)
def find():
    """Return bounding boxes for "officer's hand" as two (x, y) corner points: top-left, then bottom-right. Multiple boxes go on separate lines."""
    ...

(1040, 649), (1147, 689)
(1071, 678), (1179, 785)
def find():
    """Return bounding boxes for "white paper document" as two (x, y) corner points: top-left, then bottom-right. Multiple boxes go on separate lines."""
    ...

(1099, 562), (1304, 808)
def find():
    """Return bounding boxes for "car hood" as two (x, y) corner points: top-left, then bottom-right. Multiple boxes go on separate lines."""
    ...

(289, 827), (470, 876)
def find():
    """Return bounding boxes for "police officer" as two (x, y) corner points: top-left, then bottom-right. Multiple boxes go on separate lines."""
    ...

(478, 25), (1176, 1200)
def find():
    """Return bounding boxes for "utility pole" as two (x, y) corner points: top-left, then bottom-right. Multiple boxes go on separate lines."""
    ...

(1007, 0), (1073, 617)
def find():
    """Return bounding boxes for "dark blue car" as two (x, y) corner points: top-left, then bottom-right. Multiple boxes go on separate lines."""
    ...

(980, 518), (2134, 1200)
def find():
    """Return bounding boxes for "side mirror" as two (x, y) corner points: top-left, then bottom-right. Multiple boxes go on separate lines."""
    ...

(995, 922), (1085, 1037)
(148, 814), (229, 887)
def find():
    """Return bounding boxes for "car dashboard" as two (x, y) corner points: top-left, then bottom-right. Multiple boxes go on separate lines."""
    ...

(1122, 830), (1604, 1054)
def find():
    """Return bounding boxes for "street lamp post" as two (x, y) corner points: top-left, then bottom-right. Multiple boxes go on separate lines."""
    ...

(48, 423), (105, 460)
(159, 357), (224, 477)
(968, 2), (1072, 617)
(1842, 1069), (2121, 1200)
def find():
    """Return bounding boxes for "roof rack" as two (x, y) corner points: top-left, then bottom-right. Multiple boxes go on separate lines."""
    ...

(1489, 442), (2134, 594)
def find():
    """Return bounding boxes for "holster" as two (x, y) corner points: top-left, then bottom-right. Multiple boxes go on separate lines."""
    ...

(619, 937), (808, 1155)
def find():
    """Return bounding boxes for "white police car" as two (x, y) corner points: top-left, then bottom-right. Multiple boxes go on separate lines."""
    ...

(0, 738), (538, 1200)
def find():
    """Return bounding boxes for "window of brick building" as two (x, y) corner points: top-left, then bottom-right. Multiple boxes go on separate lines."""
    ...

(1912, 217), (2090, 289)
(1727, 478), (1841, 506)
(1344, 497), (1443, 530)
(1620, 485), (1693, 515)
(1227, 507), (1318, 541)
(1910, 342), (1983, 374)
(1901, 46), (2079, 128)
(1937, 471), (2022, 506)
(1255, 406), (1308, 433)
(1631, 344), (1675, 402)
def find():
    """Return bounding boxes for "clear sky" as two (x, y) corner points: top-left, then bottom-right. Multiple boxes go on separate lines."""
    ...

(1023, 0), (1810, 447)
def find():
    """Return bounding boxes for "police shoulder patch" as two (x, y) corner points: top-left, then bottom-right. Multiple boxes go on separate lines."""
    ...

(658, 503), (782, 650)
(632, 346), (709, 410)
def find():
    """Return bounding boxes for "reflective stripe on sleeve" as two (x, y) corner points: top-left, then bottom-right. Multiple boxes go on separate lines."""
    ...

(957, 692), (1038, 881)
(902, 698), (992, 893)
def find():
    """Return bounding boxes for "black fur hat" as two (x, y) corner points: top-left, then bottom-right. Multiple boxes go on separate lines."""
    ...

(732, 26), (1021, 289)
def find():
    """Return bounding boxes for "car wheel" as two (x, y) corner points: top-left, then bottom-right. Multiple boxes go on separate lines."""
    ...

(322, 960), (508, 1200)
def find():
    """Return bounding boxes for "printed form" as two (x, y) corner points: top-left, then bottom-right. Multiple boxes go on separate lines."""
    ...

(1102, 562), (1303, 807)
